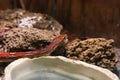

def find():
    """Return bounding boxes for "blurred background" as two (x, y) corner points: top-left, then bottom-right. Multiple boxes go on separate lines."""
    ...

(0, 0), (120, 47)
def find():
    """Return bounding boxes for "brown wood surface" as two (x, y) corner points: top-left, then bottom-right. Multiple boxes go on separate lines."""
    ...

(0, 0), (120, 47)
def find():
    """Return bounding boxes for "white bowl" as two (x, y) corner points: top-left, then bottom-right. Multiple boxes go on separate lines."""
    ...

(4, 56), (119, 80)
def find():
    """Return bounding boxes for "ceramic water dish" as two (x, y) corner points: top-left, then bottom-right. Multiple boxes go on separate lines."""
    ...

(4, 56), (119, 80)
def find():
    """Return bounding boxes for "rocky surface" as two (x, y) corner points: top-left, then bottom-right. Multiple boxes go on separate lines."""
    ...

(65, 38), (118, 71)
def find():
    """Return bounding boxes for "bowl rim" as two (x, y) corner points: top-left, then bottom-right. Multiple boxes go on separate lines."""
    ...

(4, 56), (120, 80)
